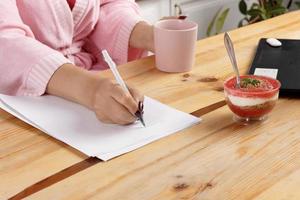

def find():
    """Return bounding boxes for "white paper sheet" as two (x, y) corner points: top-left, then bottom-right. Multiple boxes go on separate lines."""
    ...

(0, 94), (200, 161)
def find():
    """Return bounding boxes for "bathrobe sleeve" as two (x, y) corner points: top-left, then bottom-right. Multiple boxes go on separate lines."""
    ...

(90, 0), (147, 66)
(0, 0), (71, 96)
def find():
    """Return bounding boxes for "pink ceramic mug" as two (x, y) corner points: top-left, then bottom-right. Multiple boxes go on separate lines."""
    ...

(154, 19), (198, 73)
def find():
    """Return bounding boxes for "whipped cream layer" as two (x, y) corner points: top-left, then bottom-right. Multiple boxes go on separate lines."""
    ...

(226, 93), (279, 107)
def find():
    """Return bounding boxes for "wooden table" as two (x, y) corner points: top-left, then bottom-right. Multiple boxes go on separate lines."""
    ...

(1, 11), (300, 200)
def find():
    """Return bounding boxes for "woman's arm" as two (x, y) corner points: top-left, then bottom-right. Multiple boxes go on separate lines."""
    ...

(90, 0), (153, 65)
(0, 0), (70, 96)
(0, 1), (144, 125)
(47, 0), (148, 124)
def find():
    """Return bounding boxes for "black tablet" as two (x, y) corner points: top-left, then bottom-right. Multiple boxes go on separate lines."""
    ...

(249, 38), (300, 95)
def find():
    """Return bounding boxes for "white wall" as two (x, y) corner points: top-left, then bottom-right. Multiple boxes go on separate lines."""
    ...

(137, 0), (170, 23)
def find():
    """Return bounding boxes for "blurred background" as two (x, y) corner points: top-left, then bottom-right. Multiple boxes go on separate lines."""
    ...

(137, 0), (300, 39)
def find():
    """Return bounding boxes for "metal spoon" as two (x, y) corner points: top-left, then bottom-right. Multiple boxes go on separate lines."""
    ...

(224, 32), (241, 88)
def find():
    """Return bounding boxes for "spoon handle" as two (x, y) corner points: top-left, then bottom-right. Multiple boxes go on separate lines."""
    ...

(224, 32), (241, 87)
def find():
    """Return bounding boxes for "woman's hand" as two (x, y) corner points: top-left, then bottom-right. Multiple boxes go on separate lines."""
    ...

(129, 16), (187, 52)
(47, 64), (144, 125)
(91, 78), (143, 125)
(129, 21), (154, 52)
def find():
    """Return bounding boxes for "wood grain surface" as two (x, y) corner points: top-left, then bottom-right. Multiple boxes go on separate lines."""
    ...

(1, 10), (300, 200)
(0, 109), (87, 200)
(26, 98), (300, 200)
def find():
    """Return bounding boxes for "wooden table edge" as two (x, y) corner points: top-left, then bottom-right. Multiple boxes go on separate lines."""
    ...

(7, 100), (226, 200)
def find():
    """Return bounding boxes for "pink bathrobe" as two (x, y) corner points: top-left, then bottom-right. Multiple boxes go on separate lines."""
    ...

(0, 0), (145, 96)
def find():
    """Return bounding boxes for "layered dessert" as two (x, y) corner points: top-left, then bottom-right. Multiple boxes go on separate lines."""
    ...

(224, 75), (281, 121)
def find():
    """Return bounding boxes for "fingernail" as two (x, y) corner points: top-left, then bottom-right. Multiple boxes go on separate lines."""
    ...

(178, 15), (187, 20)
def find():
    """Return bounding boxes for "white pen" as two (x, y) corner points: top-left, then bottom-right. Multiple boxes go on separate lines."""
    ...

(101, 50), (145, 127)
(102, 50), (130, 93)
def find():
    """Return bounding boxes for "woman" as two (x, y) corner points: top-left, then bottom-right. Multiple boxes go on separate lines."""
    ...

(0, 0), (155, 125)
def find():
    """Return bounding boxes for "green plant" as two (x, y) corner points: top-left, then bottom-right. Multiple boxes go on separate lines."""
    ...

(207, 0), (300, 36)
(239, 0), (300, 27)
(206, 8), (230, 36)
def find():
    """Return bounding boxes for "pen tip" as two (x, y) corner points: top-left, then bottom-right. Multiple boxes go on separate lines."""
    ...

(141, 119), (146, 127)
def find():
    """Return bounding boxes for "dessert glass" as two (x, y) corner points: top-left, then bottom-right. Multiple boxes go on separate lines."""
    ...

(224, 75), (281, 123)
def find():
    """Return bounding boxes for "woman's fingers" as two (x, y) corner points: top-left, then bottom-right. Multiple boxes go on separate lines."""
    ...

(91, 77), (143, 125)
(128, 86), (144, 104)
(95, 113), (114, 124)
(160, 16), (187, 20)
(94, 96), (136, 125)
(109, 98), (136, 125)
(111, 85), (139, 115)
(161, 16), (178, 20)
(110, 85), (144, 124)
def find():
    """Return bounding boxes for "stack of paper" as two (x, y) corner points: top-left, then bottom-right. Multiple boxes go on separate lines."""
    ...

(0, 94), (200, 161)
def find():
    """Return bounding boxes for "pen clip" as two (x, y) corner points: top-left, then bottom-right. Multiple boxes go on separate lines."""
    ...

(135, 101), (145, 127)
(138, 101), (144, 114)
